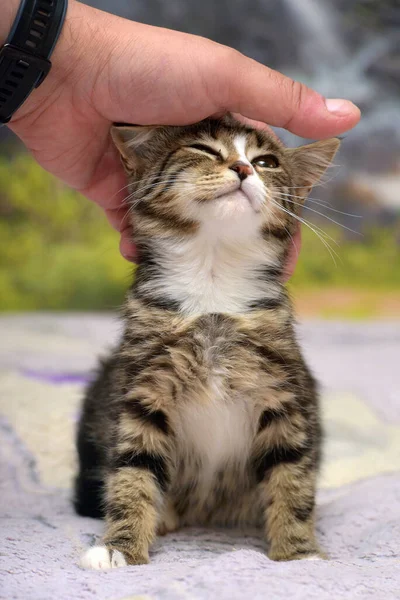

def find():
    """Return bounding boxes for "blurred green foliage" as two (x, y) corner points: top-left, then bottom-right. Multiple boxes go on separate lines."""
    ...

(0, 153), (130, 311)
(0, 154), (398, 311)
(291, 226), (400, 291)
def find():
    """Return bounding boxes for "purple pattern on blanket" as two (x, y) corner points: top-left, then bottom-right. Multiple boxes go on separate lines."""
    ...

(21, 369), (90, 385)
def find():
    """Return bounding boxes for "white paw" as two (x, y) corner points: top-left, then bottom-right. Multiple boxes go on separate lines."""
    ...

(304, 554), (323, 561)
(111, 549), (128, 568)
(80, 545), (128, 570)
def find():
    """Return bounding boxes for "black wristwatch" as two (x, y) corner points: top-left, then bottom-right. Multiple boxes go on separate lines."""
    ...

(0, 0), (68, 125)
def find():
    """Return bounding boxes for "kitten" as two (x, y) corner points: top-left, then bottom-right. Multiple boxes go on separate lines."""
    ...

(75, 115), (339, 569)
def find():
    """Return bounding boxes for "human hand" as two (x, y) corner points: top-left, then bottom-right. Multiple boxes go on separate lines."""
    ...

(4, 0), (360, 274)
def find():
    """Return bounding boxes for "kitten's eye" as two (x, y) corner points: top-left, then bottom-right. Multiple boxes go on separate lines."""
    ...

(188, 144), (222, 159)
(252, 155), (280, 169)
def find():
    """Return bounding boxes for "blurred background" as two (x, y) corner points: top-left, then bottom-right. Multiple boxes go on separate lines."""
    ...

(1, 0), (399, 318)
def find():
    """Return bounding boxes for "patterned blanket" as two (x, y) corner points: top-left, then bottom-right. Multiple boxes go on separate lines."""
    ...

(1, 314), (399, 599)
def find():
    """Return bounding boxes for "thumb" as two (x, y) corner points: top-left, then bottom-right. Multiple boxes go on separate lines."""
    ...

(214, 49), (360, 139)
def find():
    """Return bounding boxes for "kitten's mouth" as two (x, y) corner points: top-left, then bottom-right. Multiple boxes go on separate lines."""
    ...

(215, 183), (260, 212)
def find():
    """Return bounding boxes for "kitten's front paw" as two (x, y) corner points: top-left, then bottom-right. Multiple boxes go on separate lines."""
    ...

(268, 546), (327, 562)
(80, 544), (150, 569)
(80, 546), (128, 570)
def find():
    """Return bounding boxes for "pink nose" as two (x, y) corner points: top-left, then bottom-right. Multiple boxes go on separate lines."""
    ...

(230, 161), (253, 181)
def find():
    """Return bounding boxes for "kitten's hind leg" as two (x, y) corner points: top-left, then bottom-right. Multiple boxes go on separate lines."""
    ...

(74, 428), (105, 519)
(74, 471), (104, 519)
(74, 356), (116, 518)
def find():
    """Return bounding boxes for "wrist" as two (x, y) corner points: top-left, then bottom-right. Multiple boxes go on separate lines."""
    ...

(0, 0), (20, 45)
(2, 0), (78, 128)
(6, 0), (95, 132)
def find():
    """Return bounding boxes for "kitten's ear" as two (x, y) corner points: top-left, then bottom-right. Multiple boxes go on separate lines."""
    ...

(111, 124), (159, 170)
(287, 138), (340, 198)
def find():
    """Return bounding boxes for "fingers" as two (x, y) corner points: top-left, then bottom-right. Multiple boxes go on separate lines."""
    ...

(232, 114), (271, 132)
(215, 49), (360, 139)
(231, 113), (280, 142)
(105, 207), (127, 232)
(77, 139), (137, 263)
(120, 229), (137, 262)
(104, 208), (137, 262)
(282, 226), (302, 282)
(79, 141), (130, 212)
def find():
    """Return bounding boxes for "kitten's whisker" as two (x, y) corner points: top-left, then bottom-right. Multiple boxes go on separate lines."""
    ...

(305, 199), (362, 218)
(129, 175), (192, 194)
(133, 174), (232, 199)
(285, 226), (299, 259)
(268, 196), (341, 247)
(274, 213), (298, 261)
(109, 182), (134, 199)
(285, 171), (340, 191)
(274, 192), (362, 218)
(122, 177), (192, 205)
(119, 207), (135, 229)
(102, 182), (137, 213)
(124, 172), (202, 208)
(267, 195), (340, 265)
(284, 212), (340, 247)
(126, 177), (188, 199)
(120, 180), (207, 227)
(273, 191), (359, 216)
(281, 193), (335, 207)
(280, 197), (363, 235)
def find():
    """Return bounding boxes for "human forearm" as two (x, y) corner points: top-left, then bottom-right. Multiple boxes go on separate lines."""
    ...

(0, 0), (20, 44)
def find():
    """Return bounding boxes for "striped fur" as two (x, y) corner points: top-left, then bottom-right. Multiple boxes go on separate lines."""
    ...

(75, 116), (339, 568)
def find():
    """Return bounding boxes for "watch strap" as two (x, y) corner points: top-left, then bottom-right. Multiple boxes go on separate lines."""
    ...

(0, 0), (68, 124)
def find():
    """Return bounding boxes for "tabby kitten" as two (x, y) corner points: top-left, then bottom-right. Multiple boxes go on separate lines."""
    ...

(75, 115), (339, 569)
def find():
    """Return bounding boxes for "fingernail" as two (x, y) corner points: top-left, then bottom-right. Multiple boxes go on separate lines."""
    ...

(325, 98), (358, 116)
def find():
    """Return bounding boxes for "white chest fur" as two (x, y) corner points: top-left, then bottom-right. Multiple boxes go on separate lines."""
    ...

(144, 220), (281, 317)
(177, 372), (257, 484)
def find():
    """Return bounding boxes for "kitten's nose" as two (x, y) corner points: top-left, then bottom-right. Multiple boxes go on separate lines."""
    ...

(230, 161), (253, 181)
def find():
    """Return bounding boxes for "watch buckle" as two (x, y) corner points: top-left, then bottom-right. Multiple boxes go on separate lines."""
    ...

(0, 44), (52, 88)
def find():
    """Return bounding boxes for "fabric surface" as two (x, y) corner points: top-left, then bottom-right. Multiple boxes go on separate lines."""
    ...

(1, 314), (399, 600)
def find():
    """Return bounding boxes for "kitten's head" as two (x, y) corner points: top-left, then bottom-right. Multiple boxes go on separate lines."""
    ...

(111, 115), (339, 241)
